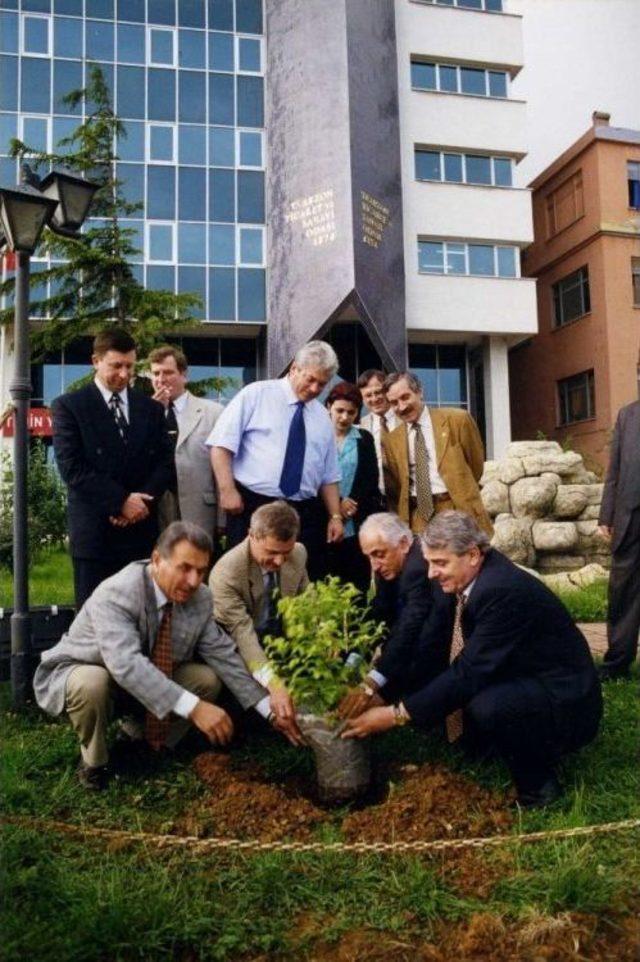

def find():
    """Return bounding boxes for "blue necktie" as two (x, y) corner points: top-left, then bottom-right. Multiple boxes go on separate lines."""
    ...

(279, 401), (306, 497)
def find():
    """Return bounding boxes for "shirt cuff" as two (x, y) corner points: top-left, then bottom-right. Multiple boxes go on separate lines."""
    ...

(252, 663), (276, 688)
(254, 695), (272, 719)
(173, 690), (200, 719)
(368, 669), (387, 689)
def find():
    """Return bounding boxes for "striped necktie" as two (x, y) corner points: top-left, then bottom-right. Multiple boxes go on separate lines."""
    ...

(109, 392), (128, 444)
(445, 593), (466, 743)
(145, 603), (174, 750)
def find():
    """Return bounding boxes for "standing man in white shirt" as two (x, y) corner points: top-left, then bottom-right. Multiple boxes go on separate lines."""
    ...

(148, 345), (224, 539)
(207, 341), (344, 580)
(357, 368), (399, 497)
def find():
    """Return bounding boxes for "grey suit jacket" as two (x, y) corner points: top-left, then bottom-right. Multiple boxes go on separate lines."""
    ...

(599, 400), (640, 552)
(210, 538), (308, 673)
(33, 561), (266, 719)
(160, 392), (224, 534)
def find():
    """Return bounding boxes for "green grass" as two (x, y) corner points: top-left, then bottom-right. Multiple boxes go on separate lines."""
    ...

(1, 676), (638, 962)
(0, 548), (74, 607)
(555, 579), (609, 623)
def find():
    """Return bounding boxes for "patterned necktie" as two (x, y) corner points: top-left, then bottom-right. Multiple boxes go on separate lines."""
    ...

(279, 400), (306, 497)
(379, 414), (388, 434)
(145, 602), (174, 750)
(413, 422), (434, 523)
(165, 401), (179, 449)
(446, 593), (466, 743)
(109, 392), (128, 444)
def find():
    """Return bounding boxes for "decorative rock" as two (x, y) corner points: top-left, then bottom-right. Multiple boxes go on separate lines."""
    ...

(540, 472), (562, 485)
(536, 554), (586, 572)
(552, 487), (589, 518)
(521, 451), (584, 477)
(564, 467), (600, 484)
(491, 517), (535, 566)
(541, 572), (575, 593)
(506, 440), (562, 458)
(497, 458), (525, 485)
(510, 476), (558, 518)
(532, 521), (579, 552)
(582, 484), (605, 505)
(480, 461), (500, 486)
(481, 480), (510, 517)
(576, 520), (608, 554)
(577, 505), (601, 521)
(567, 563), (608, 588)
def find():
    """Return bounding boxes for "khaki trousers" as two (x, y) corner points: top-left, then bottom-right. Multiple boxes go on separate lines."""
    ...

(65, 662), (221, 768)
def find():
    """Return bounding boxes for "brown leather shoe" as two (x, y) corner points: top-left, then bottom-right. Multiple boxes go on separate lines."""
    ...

(76, 760), (111, 791)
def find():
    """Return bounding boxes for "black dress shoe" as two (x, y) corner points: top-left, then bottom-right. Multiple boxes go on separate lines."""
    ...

(514, 775), (562, 810)
(76, 760), (111, 791)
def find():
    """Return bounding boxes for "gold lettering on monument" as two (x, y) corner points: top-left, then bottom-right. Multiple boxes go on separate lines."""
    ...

(285, 189), (336, 246)
(361, 190), (390, 248)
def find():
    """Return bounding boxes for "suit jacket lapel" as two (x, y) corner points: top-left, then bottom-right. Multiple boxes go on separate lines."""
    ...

(86, 381), (126, 449)
(177, 392), (202, 449)
(142, 565), (159, 654)
(247, 543), (264, 618)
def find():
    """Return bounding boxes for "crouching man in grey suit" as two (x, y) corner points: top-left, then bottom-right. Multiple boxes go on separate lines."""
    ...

(34, 521), (296, 790)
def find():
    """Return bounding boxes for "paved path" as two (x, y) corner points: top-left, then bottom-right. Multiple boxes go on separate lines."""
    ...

(578, 623), (607, 657)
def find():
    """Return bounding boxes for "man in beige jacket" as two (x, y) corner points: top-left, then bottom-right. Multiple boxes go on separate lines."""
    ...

(210, 501), (308, 741)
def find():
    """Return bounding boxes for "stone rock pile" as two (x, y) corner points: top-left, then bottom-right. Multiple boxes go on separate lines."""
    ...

(480, 440), (610, 582)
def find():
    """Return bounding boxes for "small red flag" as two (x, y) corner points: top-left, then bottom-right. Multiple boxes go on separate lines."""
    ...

(2, 251), (16, 272)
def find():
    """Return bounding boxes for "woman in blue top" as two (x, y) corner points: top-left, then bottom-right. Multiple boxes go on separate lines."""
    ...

(326, 381), (383, 594)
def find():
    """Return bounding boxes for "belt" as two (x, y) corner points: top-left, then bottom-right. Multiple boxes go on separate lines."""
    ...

(409, 492), (450, 509)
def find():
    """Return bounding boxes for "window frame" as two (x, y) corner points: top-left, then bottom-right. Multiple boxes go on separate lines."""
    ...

(21, 13), (52, 58)
(146, 122), (177, 164)
(627, 160), (640, 210)
(19, 113), (51, 153)
(410, 59), (509, 100)
(145, 220), (177, 264)
(545, 170), (584, 238)
(418, 239), (520, 278)
(551, 265), (591, 329)
(236, 128), (263, 169)
(418, 0), (503, 10)
(235, 34), (264, 75)
(415, 147), (513, 187)
(632, 257), (640, 308)
(237, 224), (265, 267)
(557, 370), (595, 427)
(147, 25), (176, 67)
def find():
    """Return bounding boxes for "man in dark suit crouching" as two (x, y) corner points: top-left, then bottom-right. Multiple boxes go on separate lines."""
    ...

(342, 510), (602, 808)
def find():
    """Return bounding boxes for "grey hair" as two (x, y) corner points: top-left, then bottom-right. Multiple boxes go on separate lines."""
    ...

(155, 521), (213, 559)
(384, 371), (423, 394)
(249, 500), (300, 542)
(293, 340), (339, 377)
(358, 512), (412, 547)
(420, 511), (491, 555)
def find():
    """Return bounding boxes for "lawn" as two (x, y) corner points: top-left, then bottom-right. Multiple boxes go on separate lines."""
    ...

(0, 548), (74, 607)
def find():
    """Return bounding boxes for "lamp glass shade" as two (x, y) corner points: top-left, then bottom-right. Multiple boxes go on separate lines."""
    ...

(39, 170), (99, 233)
(0, 186), (57, 254)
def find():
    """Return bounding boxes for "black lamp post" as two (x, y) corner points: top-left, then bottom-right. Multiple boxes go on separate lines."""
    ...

(0, 166), (99, 708)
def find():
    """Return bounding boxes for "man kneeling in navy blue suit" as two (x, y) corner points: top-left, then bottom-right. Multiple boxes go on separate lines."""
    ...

(342, 510), (603, 808)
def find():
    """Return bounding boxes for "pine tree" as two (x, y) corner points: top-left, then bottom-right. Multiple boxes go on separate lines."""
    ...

(0, 66), (201, 360)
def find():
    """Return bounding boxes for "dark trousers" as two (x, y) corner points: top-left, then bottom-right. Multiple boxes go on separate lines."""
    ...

(327, 535), (372, 595)
(72, 557), (125, 610)
(605, 507), (640, 674)
(226, 483), (329, 582)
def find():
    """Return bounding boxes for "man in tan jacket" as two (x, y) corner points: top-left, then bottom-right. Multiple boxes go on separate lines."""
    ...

(210, 501), (308, 741)
(382, 372), (492, 536)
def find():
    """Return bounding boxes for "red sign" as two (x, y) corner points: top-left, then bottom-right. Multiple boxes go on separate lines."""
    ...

(1, 407), (53, 438)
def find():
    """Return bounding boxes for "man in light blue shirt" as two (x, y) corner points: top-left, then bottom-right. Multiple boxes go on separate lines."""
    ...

(208, 341), (344, 580)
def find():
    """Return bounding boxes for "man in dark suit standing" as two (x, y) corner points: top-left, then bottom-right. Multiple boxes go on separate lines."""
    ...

(598, 400), (640, 679)
(342, 511), (602, 808)
(52, 329), (175, 608)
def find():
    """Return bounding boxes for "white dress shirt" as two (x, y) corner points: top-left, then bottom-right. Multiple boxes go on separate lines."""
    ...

(94, 376), (129, 422)
(364, 410), (399, 493)
(407, 406), (447, 496)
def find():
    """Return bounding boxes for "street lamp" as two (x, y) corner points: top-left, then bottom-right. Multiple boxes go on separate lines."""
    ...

(0, 166), (99, 708)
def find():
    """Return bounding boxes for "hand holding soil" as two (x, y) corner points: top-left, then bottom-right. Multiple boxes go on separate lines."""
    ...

(189, 700), (234, 745)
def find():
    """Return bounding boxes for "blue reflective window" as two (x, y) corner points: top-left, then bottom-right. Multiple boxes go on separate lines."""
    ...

(438, 64), (457, 92)
(54, 0), (81, 12)
(239, 226), (262, 264)
(415, 150), (440, 181)
(179, 29), (205, 67)
(488, 70), (507, 97)
(178, 266), (206, 317)
(418, 242), (444, 274)
(493, 157), (512, 187)
(178, 165), (206, 220)
(24, 15), (49, 54)
(117, 0), (144, 22)
(117, 23), (145, 63)
(121, 219), (144, 260)
(117, 162), (144, 206)
(149, 124), (174, 161)
(209, 0), (233, 31)
(178, 69), (205, 122)
(22, 116), (48, 151)
(411, 61), (435, 90)
(21, 58), (50, 112)
(210, 267), (235, 319)
(486, 0), (503, 10)
(178, 222), (205, 263)
(147, 164), (176, 218)
(53, 17), (81, 58)
(209, 32), (233, 71)
(0, 12), (18, 52)
(210, 169), (234, 221)
(0, 0), (17, 8)
(236, 0), (262, 35)
(238, 129), (261, 166)
(0, 112), (16, 148)
(236, 75), (262, 127)
(237, 169), (264, 223)
(178, 123), (206, 164)
(148, 223), (174, 261)
(465, 154), (492, 185)
(238, 268), (265, 320)
(178, 0), (204, 28)
(0, 156), (18, 187)
(458, 0), (482, 8)
(117, 65), (145, 119)
(437, 346), (467, 406)
(460, 67), (485, 96)
(148, 0), (175, 25)
(0, 55), (17, 110)
(148, 68), (176, 121)
(53, 59), (82, 113)
(147, 265), (175, 290)
(497, 246), (516, 277)
(150, 27), (174, 64)
(210, 224), (234, 264)
(210, 72), (234, 124)
(86, 64), (114, 112)
(210, 126), (234, 165)
(238, 37), (260, 72)
(468, 244), (494, 275)
(53, 116), (77, 152)
(445, 243), (465, 275)
(86, 20), (114, 61)
(86, 0), (113, 16)
(130, 263), (144, 284)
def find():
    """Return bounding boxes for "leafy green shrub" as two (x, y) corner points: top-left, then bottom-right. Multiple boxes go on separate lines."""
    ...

(264, 577), (386, 716)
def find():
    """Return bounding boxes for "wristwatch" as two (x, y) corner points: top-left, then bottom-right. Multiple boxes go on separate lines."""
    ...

(330, 513), (343, 522)
(392, 703), (410, 726)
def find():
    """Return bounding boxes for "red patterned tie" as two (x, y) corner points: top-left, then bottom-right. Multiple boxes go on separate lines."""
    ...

(445, 593), (466, 743)
(145, 603), (174, 750)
